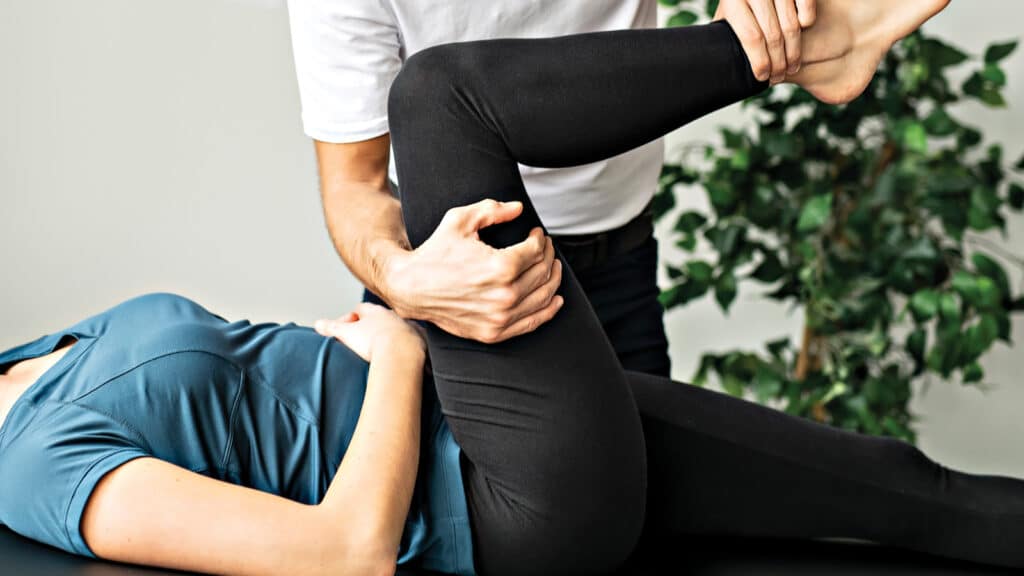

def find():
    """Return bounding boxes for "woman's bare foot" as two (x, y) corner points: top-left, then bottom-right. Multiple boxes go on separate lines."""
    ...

(788, 0), (951, 104)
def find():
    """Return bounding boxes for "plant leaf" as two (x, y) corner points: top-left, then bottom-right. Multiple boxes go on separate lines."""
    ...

(651, 187), (676, 220)
(910, 289), (940, 321)
(923, 107), (958, 136)
(922, 37), (969, 68)
(797, 194), (833, 232)
(1009, 183), (1024, 210)
(981, 63), (1007, 86)
(906, 329), (927, 365)
(686, 260), (714, 283)
(984, 40), (1018, 64)
(952, 271), (981, 305)
(962, 72), (1008, 108)
(751, 252), (786, 283)
(674, 210), (707, 234)
(667, 10), (699, 27)
(939, 292), (961, 323)
(715, 271), (738, 312)
(963, 362), (984, 384)
(659, 278), (710, 308)
(971, 252), (1010, 303)
(901, 121), (929, 153)
(753, 368), (783, 403)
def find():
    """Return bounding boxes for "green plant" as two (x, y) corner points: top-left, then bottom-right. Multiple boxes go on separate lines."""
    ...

(655, 0), (1024, 442)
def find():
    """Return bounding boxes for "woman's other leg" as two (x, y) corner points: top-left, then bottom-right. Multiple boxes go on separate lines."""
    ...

(626, 370), (1024, 569)
(387, 22), (764, 576)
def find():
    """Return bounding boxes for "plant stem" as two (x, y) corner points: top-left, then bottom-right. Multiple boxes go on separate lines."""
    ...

(795, 322), (815, 381)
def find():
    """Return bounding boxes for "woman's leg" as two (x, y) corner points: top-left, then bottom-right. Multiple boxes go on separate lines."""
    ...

(387, 21), (765, 576)
(626, 370), (1024, 569)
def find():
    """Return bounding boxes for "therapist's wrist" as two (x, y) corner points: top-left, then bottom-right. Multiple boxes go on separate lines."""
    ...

(377, 248), (427, 323)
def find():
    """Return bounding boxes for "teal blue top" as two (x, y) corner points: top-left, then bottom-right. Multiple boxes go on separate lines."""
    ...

(0, 293), (475, 575)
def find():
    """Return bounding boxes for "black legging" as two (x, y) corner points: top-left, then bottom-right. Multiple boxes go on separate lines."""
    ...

(387, 20), (1024, 576)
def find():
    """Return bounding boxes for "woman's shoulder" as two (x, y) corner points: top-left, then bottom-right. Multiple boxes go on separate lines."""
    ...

(101, 292), (224, 324)
(63, 292), (226, 339)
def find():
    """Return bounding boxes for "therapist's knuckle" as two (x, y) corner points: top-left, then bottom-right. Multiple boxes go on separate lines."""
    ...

(479, 327), (503, 344)
(523, 316), (538, 334)
(546, 277), (561, 297)
(488, 311), (511, 331)
(494, 288), (518, 311)
(487, 258), (513, 282)
(532, 234), (548, 255)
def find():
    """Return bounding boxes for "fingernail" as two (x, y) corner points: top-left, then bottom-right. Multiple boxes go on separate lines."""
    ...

(314, 320), (325, 331)
(556, 296), (565, 307)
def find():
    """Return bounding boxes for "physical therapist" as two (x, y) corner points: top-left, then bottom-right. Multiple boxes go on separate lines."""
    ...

(286, 0), (816, 376)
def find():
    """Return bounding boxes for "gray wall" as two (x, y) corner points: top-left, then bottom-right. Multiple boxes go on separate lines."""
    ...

(2, 1), (1022, 474)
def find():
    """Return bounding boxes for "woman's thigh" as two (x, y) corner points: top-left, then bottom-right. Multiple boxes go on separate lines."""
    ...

(388, 47), (646, 576)
(386, 21), (766, 573)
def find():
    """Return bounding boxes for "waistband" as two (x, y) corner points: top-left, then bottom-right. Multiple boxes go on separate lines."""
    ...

(550, 202), (654, 272)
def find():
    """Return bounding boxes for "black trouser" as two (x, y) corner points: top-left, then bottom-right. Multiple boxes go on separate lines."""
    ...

(387, 21), (1024, 576)
(566, 231), (670, 377)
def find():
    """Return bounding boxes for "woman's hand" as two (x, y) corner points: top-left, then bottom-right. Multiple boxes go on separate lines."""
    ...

(314, 302), (427, 363)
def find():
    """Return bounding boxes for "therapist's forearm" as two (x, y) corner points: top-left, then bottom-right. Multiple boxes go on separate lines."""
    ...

(322, 177), (409, 298)
(316, 136), (410, 305)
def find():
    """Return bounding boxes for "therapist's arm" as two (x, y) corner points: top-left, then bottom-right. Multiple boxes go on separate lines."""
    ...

(315, 136), (563, 344)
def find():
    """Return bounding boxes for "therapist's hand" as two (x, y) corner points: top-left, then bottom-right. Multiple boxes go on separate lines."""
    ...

(714, 0), (817, 85)
(382, 198), (564, 344)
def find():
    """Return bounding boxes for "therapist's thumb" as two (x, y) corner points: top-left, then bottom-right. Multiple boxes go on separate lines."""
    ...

(441, 199), (523, 235)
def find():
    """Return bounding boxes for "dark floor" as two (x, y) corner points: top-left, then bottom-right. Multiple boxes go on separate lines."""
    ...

(0, 525), (1013, 575)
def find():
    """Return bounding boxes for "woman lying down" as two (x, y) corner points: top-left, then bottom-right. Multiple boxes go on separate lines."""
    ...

(3, 2), (1021, 575)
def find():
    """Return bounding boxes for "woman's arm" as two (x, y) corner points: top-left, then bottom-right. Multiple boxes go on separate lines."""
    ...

(318, 339), (425, 573)
(80, 321), (426, 576)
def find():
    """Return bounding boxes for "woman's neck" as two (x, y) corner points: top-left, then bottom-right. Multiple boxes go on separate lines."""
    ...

(0, 341), (77, 430)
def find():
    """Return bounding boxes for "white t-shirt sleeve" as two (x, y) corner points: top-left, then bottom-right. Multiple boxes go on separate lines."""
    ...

(286, 0), (402, 143)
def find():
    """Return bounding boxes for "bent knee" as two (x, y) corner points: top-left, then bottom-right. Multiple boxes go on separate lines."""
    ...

(388, 44), (467, 123)
(387, 42), (499, 132)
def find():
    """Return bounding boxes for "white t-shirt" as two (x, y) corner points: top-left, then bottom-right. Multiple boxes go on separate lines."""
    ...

(287, 0), (662, 235)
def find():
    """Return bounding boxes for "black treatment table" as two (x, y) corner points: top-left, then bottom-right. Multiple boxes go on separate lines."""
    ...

(1, 525), (1013, 575)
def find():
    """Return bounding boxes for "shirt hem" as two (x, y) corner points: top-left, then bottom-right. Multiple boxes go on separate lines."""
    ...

(303, 118), (390, 143)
